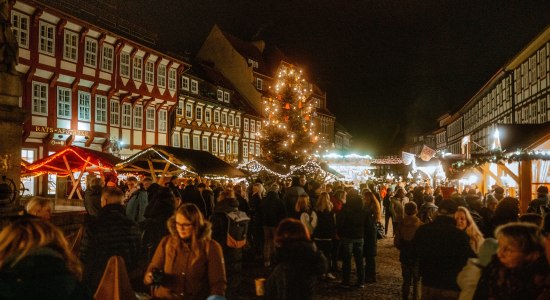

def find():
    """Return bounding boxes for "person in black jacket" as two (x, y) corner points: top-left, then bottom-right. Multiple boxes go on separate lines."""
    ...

(83, 177), (103, 218)
(265, 218), (327, 300)
(80, 187), (141, 293)
(210, 189), (243, 300)
(413, 199), (475, 299)
(262, 183), (287, 267)
(337, 188), (365, 288)
(140, 187), (176, 262)
(313, 192), (337, 280)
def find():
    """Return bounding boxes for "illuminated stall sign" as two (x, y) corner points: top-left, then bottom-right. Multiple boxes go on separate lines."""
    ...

(33, 126), (90, 137)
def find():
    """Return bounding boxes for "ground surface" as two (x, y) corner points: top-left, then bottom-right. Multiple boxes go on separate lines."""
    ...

(237, 225), (402, 299)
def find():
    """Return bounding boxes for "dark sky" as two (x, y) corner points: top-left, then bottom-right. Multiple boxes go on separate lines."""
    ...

(118, 0), (550, 155)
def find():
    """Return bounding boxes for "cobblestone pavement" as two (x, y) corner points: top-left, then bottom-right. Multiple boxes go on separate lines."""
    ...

(237, 226), (402, 299)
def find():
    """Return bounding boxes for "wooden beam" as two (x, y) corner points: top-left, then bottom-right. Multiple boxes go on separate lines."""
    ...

(69, 157), (90, 200)
(148, 159), (157, 183)
(498, 164), (519, 183)
(519, 160), (532, 214)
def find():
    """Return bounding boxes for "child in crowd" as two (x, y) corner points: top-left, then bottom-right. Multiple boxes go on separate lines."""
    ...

(473, 222), (549, 299)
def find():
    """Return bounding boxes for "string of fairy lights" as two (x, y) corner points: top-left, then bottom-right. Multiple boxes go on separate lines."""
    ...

(237, 159), (339, 182)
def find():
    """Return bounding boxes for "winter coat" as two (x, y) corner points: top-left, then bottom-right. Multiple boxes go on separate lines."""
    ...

(418, 202), (438, 223)
(210, 198), (243, 267)
(527, 195), (550, 215)
(126, 189), (148, 223)
(413, 215), (475, 291)
(390, 196), (408, 223)
(474, 255), (549, 300)
(363, 201), (379, 257)
(84, 185), (102, 217)
(261, 191), (287, 227)
(336, 195), (365, 239)
(265, 240), (327, 300)
(141, 194), (175, 260)
(394, 214), (423, 264)
(313, 210), (336, 240)
(457, 258), (482, 300)
(79, 204), (141, 292)
(0, 247), (91, 300)
(145, 218), (226, 300)
(283, 186), (306, 217)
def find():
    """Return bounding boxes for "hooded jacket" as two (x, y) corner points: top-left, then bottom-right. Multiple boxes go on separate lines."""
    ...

(145, 217), (226, 300)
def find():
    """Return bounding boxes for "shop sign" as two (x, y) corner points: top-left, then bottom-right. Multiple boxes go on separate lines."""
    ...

(33, 126), (90, 137)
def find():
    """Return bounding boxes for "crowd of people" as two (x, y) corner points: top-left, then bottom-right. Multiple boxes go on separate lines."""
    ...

(1, 173), (550, 300)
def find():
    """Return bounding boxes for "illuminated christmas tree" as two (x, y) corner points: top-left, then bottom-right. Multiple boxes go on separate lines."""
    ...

(259, 67), (319, 165)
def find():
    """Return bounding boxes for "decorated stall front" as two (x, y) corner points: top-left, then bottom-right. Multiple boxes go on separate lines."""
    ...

(22, 146), (121, 199)
(451, 123), (550, 212)
(115, 145), (245, 181)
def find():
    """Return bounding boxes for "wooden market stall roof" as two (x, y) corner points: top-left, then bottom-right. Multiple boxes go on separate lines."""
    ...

(115, 145), (245, 179)
(22, 146), (122, 199)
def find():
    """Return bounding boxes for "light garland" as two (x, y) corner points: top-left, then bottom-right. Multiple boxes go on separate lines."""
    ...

(116, 147), (197, 176)
(451, 149), (550, 172)
(238, 159), (340, 182)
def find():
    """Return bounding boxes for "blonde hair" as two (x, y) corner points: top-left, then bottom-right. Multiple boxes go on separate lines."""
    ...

(363, 190), (381, 221)
(314, 192), (333, 213)
(26, 197), (53, 219)
(0, 217), (82, 280)
(295, 194), (310, 213)
(456, 207), (484, 253)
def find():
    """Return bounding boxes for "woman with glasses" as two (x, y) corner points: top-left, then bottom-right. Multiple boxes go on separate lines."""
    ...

(144, 203), (226, 299)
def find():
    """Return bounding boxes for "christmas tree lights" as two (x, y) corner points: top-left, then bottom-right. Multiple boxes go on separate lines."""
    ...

(260, 67), (318, 165)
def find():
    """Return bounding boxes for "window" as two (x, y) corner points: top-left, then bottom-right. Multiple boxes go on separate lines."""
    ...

(11, 11), (29, 48)
(217, 90), (223, 101)
(78, 92), (91, 121)
(122, 103), (131, 128)
(193, 135), (200, 150)
(145, 60), (154, 84)
(185, 103), (193, 119)
(172, 132), (180, 147)
(226, 140), (231, 154)
(229, 115), (234, 127)
(223, 92), (229, 103)
(191, 80), (198, 93)
(256, 144), (260, 156)
(214, 111), (220, 124)
(249, 143), (254, 157)
(251, 120), (255, 132)
(233, 141), (238, 155)
(133, 56), (143, 81)
(95, 95), (107, 123)
(157, 64), (166, 87)
(84, 38), (97, 67)
(183, 134), (190, 149)
(57, 87), (71, 118)
(212, 137), (218, 153)
(236, 116), (241, 128)
(159, 110), (167, 133)
(257, 122), (261, 133)
(248, 59), (258, 68)
(39, 21), (55, 55)
(133, 105), (143, 129)
(63, 30), (78, 62)
(244, 118), (249, 131)
(146, 107), (155, 131)
(120, 52), (130, 77)
(176, 100), (183, 116)
(243, 142), (248, 157)
(196, 106), (203, 121)
(181, 77), (189, 90)
(202, 136), (209, 151)
(110, 100), (120, 126)
(256, 78), (263, 90)
(219, 139), (225, 153)
(168, 68), (176, 90)
(221, 112), (227, 125)
(205, 109), (211, 123)
(101, 44), (114, 72)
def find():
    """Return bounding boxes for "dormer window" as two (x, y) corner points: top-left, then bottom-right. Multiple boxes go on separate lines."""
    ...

(256, 78), (263, 90)
(217, 89), (223, 101)
(191, 80), (198, 94)
(247, 59), (258, 69)
(223, 92), (230, 103)
(181, 76), (189, 91)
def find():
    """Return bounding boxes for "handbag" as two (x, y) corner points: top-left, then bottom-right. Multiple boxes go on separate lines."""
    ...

(376, 222), (386, 240)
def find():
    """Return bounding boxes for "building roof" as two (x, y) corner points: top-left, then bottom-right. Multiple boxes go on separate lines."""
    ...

(220, 30), (270, 75)
(497, 122), (550, 152)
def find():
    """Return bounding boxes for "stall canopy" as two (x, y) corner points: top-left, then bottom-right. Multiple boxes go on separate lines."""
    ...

(22, 146), (122, 199)
(115, 145), (245, 180)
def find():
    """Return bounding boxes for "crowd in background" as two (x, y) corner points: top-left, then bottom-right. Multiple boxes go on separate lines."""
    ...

(1, 174), (550, 300)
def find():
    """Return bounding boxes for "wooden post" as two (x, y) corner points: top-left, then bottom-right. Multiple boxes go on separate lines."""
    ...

(519, 160), (532, 214)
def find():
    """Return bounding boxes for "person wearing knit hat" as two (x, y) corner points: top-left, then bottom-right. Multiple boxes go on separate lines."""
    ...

(527, 185), (550, 215)
(457, 238), (498, 300)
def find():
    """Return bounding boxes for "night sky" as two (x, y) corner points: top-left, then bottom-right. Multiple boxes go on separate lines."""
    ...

(117, 0), (550, 155)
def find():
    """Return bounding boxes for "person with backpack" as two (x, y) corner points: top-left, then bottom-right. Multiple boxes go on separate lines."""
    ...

(210, 188), (250, 299)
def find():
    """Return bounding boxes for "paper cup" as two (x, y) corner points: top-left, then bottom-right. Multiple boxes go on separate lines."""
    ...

(255, 278), (266, 296)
